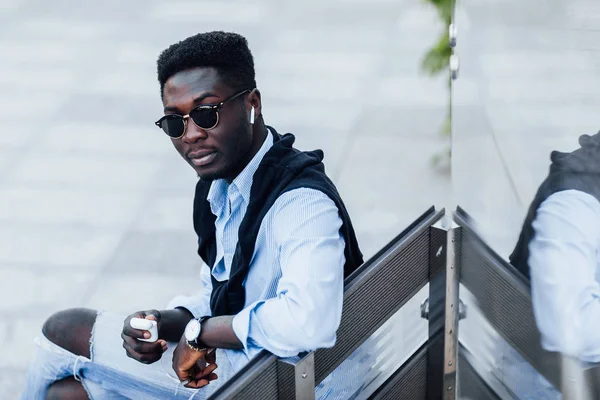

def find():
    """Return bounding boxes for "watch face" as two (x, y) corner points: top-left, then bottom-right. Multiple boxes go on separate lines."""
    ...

(184, 319), (201, 342)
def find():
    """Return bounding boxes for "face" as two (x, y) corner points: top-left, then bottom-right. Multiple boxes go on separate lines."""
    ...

(161, 67), (256, 181)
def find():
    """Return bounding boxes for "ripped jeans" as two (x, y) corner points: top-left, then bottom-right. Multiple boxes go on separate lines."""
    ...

(21, 310), (375, 399)
(21, 311), (233, 400)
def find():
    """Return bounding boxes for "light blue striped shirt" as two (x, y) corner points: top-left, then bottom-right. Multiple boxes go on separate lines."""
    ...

(167, 130), (346, 372)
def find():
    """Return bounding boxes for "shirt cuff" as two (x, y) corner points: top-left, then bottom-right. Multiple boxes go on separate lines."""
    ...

(232, 301), (261, 356)
(165, 295), (211, 319)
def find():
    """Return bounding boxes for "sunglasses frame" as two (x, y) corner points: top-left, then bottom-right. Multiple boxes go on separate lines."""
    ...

(155, 89), (252, 139)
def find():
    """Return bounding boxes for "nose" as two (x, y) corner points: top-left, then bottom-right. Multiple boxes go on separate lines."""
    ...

(182, 117), (208, 144)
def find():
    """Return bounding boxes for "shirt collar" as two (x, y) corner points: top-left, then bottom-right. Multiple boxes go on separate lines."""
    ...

(206, 128), (274, 214)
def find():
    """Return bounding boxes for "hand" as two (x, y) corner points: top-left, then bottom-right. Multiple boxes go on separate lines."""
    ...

(172, 334), (218, 388)
(121, 310), (168, 364)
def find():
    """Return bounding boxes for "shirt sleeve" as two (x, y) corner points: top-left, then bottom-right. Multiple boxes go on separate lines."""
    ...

(529, 189), (600, 362)
(165, 261), (213, 318)
(231, 188), (346, 358)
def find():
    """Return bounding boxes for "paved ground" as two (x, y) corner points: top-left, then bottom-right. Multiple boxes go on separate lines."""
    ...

(0, 0), (449, 397)
(453, 0), (600, 256)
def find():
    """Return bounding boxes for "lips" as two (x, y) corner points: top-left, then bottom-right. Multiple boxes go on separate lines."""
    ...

(187, 150), (217, 167)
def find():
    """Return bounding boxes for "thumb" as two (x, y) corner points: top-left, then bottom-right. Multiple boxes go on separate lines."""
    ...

(144, 310), (161, 322)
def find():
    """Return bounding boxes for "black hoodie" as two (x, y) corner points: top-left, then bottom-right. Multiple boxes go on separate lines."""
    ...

(192, 127), (364, 317)
(510, 131), (600, 279)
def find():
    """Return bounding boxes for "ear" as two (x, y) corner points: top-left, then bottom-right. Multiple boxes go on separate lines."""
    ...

(248, 88), (262, 120)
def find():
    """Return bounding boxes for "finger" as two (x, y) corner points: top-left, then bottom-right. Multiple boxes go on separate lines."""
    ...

(205, 348), (216, 364)
(123, 337), (163, 359)
(122, 312), (150, 339)
(175, 363), (194, 382)
(200, 363), (218, 377)
(158, 340), (168, 352)
(207, 373), (218, 381)
(184, 378), (212, 389)
(122, 341), (161, 364)
(122, 325), (148, 340)
(188, 363), (218, 384)
(124, 348), (162, 364)
(130, 339), (164, 355)
(144, 309), (161, 323)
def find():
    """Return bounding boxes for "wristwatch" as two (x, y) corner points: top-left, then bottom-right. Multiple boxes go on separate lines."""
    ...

(184, 317), (209, 351)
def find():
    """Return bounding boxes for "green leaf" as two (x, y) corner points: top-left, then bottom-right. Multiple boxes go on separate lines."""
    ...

(421, 33), (452, 76)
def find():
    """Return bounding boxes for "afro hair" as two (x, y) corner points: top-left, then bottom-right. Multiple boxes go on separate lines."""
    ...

(157, 31), (256, 96)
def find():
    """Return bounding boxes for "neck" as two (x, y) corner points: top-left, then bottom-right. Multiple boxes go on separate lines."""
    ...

(223, 119), (268, 183)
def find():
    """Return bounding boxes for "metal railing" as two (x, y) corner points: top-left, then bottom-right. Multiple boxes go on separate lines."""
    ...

(208, 207), (448, 399)
(203, 204), (600, 399)
(454, 207), (600, 399)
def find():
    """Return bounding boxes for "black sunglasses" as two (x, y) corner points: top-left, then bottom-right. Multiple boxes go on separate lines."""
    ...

(155, 89), (251, 138)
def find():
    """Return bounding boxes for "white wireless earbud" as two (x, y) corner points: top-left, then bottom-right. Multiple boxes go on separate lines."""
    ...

(250, 107), (255, 124)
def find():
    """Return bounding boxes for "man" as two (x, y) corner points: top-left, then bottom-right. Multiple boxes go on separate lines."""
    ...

(22, 31), (363, 399)
(507, 131), (600, 397)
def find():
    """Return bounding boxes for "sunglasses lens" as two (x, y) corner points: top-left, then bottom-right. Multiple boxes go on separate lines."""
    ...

(190, 108), (218, 130)
(160, 115), (185, 138)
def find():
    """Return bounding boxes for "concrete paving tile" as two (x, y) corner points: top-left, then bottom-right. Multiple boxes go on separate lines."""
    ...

(2, 317), (46, 370)
(283, 2), (403, 28)
(81, 70), (160, 97)
(265, 101), (357, 135)
(451, 105), (494, 141)
(452, 133), (525, 254)
(133, 194), (193, 232)
(0, 124), (33, 148)
(0, 65), (76, 91)
(0, 225), (123, 268)
(84, 273), (204, 316)
(270, 27), (388, 53)
(484, 105), (600, 137)
(0, 91), (68, 120)
(103, 230), (200, 277)
(0, 368), (26, 400)
(463, 1), (565, 30)
(260, 76), (362, 102)
(149, 156), (199, 194)
(147, 2), (269, 24)
(6, 152), (163, 191)
(0, 267), (94, 313)
(0, 187), (144, 229)
(565, 1), (600, 30)
(376, 75), (449, 107)
(22, 0), (152, 20)
(0, 39), (89, 66)
(479, 51), (595, 77)
(395, 3), (443, 31)
(0, 149), (19, 179)
(6, 17), (115, 41)
(487, 75), (600, 104)
(336, 135), (449, 258)
(39, 123), (170, 157)
(113, 42), (165, 66)
(0, 321), (6, 349)
(53, 92), (162, 127)
(256, 52), (380, 78)
(354, 105), (447, 139)
(0, 0), (21, 13)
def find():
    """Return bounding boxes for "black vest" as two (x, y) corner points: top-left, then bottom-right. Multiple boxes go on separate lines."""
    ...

(192, 127), (364, 316)
(510, 132), (600, 279)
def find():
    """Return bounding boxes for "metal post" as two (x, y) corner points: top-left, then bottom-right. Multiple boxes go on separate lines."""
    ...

(277, 352), (315, 400)
(443, 222), (460, 400)
(427, 221), (461, 400)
